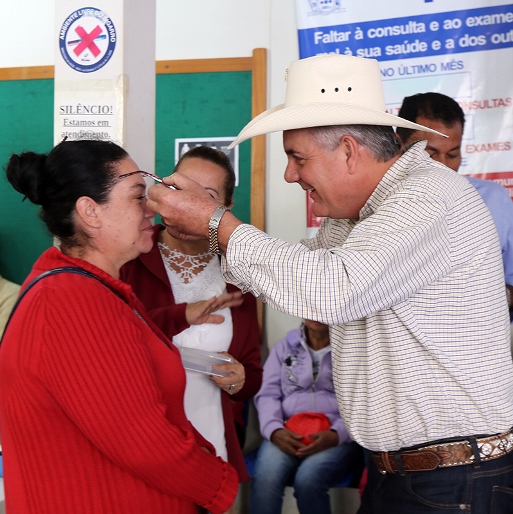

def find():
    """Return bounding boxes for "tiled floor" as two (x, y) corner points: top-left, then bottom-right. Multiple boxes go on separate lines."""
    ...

(236, 482), (361, 514)
(0, 478), (360, 514)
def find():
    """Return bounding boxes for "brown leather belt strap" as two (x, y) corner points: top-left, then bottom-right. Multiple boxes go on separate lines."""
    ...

(381, 452), (395, 474)
(372, 450), (441, 473)
(371, 427), (513, 474)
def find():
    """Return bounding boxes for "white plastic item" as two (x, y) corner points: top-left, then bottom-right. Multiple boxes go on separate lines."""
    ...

(179, 347), (233, 377)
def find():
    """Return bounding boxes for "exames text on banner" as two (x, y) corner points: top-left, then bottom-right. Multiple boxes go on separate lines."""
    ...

(295, 0), (513, 197)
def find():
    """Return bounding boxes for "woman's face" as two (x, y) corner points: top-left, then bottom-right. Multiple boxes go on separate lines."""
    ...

(166, 157), (231, 241)
(176, 157), (229, 205)
(98, 157), (155, 265)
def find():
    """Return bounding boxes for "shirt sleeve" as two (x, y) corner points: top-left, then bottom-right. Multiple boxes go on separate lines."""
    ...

(254, 342), (287, 440)
(223, 191), (454, 325)
(496, 188), (513, 287)
(229, 291), (263, 402)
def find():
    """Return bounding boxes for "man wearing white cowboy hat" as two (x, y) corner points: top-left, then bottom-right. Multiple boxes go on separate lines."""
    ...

(147, 54), (513, 513)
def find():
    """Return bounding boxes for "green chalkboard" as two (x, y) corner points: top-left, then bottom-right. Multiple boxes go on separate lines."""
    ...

(156, 72), (252, 223)
(0, 71), (252, 285)
(0, 79), (54, 284)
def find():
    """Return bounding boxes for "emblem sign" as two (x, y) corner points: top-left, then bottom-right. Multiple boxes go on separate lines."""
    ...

(59, 7), (117, 73)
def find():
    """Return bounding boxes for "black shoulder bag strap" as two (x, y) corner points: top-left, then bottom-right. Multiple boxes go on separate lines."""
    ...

(0, 266), (123, 347)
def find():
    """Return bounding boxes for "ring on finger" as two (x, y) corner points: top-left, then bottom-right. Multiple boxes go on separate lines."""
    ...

(228, 384), (235, 393)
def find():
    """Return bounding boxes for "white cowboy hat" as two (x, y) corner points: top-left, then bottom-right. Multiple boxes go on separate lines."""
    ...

(228, 54), (446, 148)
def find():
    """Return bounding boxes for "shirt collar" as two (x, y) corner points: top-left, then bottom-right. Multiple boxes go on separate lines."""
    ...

(359, 140), (429, 220)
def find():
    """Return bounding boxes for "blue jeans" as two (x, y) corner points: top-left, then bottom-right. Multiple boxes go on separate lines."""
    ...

(359, 452), (513, 513)
(250, 439), (363, 514)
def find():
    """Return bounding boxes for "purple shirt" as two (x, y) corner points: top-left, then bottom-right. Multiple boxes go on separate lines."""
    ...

(254, 324), (351, 444)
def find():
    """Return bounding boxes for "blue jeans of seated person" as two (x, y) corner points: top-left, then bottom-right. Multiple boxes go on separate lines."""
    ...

(250, 439), (362, 514)
(359, 451), (513, 514)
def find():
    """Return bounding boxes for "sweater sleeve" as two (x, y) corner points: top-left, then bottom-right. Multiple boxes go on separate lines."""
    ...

(37, 281), (237, 514)
(144, 301), (190, 338)
(254, 341), (287, 440)
(229, 290), (263, 402)
(119, 258), (190, 337)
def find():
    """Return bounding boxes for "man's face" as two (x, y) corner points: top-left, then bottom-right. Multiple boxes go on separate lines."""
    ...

(283, 129), (362, 219)
(402, 116), (463, 172)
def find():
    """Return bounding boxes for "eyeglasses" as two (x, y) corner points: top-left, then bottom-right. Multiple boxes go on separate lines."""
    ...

(118, 170), (178, 190)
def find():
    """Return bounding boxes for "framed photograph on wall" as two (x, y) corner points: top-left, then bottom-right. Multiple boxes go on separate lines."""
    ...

(174, 137), (239, 186)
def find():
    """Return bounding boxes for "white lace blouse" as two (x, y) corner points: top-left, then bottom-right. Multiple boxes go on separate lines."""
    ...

(159, 243), (233, 460)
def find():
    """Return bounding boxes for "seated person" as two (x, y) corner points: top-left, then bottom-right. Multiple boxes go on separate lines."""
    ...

(250, 319), (363, 514)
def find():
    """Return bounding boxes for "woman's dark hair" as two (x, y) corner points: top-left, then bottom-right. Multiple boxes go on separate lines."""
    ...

(174, 146), (236, 207)
(5, 140), (128, 248)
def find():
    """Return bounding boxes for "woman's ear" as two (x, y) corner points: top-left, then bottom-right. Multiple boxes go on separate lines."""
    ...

(75, 196), (102, 229)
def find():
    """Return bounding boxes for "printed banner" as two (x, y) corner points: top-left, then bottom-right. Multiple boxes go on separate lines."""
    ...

(296, 0), (513, 231)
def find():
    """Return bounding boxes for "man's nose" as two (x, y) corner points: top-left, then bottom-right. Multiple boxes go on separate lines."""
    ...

(284, 162), (299, 183)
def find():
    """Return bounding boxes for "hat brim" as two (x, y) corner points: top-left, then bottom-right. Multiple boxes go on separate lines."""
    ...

(228, 102), (447, 149)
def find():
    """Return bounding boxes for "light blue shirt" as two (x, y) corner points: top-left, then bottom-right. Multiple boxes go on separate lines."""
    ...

(466, 176), (513, 286)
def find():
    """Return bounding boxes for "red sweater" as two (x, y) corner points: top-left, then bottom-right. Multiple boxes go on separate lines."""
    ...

(120, 225), (263, 482)
(0, 247), (238, 514)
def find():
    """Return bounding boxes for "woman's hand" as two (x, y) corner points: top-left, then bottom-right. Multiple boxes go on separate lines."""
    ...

(185, 292), (243, 325)
(210, 353), (245, 395)
(270, 428), (305, 456)
(295, 430), (338, 458)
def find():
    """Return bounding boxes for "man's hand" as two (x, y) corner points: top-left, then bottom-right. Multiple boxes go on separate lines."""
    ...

(296, 430), (338, 458)
(146, 173), (218, 239)
(270, 428), (306, 456)
(146, 172), (243, 250)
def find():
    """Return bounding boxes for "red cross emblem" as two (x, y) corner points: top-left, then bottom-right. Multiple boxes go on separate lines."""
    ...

(73, 25), (103, 57)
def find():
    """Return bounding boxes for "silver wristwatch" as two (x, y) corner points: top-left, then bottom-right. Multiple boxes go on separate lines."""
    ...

(208, 205), (228, 255)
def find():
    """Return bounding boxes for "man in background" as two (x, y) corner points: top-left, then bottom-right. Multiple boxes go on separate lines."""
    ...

(396, 92), (513, 307)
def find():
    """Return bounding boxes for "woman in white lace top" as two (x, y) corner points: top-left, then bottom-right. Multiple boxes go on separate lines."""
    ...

(121, 147), (263, 487)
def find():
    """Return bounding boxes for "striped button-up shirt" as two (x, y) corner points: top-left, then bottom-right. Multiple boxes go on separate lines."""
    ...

(223, 141), (513, 451)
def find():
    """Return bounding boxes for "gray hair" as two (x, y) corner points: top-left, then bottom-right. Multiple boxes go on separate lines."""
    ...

(308, 124), (401, 162)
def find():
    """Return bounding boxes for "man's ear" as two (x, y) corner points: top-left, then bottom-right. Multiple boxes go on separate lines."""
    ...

(75, 196), (102, 229)
(338, 135), (360, 175)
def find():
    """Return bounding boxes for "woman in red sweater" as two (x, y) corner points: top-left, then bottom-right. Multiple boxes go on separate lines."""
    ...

(0, 140), (238, 514)
(121, 146), (263, 491)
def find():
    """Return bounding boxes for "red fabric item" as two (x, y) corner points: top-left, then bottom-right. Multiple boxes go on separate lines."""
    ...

(284, 412), (331, 445)
(359, 467), (368, 497)
(0, 247), (238, 514)
(121, 224), (263, 482)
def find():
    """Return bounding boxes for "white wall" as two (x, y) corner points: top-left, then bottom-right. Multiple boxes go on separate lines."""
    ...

(0, 0), (305, 346)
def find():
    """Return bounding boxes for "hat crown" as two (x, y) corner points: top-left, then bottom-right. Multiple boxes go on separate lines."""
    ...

(284, 54), (387, 113)
(227, 54), (447, 149)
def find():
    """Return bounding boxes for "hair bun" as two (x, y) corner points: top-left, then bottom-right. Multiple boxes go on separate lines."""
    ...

(5, 152), (48, 205)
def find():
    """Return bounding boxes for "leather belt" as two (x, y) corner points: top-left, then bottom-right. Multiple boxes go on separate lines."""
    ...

(371, 428), (513, 474)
